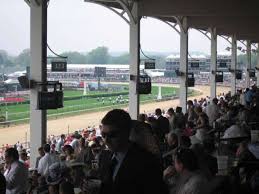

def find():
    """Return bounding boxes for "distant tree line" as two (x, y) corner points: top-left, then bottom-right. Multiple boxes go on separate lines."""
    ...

(0, 46), (257, 74)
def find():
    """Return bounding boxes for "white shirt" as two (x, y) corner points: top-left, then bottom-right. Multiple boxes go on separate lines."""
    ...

(4, 161), (28, 194)
(223, 124), (247, 139)
(56, 138), (64, 153)
(70, 139), (79, 150)
(205, 103), (220, 126)
(240, 93), (246, 106)
(37, 153), (56, 177)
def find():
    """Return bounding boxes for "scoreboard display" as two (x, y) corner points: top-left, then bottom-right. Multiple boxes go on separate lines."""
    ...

(190, 62), (199, 68)
(51, 61), (67, 72)
(94, 67), (106, 77)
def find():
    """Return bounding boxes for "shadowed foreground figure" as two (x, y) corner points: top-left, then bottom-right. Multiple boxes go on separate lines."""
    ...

(99, 109), (168, 194)
(0, 172), (6, 194)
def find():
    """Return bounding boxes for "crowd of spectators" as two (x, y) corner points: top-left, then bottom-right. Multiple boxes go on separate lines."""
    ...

(0, 84), (259, 194)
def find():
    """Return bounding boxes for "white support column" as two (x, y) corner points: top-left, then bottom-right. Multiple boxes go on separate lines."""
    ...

(210, 28), (217, 99)
(128, 2), (140, 119)
(30, 1), (48, 167)
(246, 40), (252, 88)
(157, 86), (162, 100)
(83, 81), (87, 95)
(231, 35), (237, 95)
(257, 44), (259, 87)
(179, 17), (188, 114)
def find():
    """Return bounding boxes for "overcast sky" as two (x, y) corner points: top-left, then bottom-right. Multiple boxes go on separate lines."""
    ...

(0, 0), (235, 56)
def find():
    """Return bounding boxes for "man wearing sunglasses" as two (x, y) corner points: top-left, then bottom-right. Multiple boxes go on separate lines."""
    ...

(98, 109), (168, 194)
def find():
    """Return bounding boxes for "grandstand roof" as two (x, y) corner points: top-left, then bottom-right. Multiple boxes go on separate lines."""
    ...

(87, 0), (259, 42)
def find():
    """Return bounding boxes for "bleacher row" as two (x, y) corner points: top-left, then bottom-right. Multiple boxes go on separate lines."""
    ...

(0, 85), (259, 194)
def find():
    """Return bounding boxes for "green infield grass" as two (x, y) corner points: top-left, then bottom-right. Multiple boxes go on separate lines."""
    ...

(0, 85), (198, 125)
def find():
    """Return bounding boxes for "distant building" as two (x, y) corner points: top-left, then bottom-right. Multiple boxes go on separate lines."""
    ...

(164, 52), (233, 78)
(46, 64), (145, 82)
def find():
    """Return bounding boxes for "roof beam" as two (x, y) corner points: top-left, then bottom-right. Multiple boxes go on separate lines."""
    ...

(140, 0), (259, 17)
(84, 0), (259, 42)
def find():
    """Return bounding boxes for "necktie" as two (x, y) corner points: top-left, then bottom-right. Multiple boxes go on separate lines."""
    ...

(110, 156), (118, 181)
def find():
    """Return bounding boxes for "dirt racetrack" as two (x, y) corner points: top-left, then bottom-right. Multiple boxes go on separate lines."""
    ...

(0, 85), (230, 145)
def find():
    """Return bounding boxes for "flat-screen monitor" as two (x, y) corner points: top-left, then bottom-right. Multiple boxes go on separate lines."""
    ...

(144, 61), (155, 69)
(51, 61), (67, 72)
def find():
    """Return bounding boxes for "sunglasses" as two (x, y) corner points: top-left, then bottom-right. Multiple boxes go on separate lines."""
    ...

(101, 130), (121, 139)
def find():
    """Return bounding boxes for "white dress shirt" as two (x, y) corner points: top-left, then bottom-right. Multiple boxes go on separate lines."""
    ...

(205, 103), (220, 126)
(4, 161), (28, 194)
(70, 139), (79, 150)
(37, 153), (56, 177)
(56, 138), (64, 153)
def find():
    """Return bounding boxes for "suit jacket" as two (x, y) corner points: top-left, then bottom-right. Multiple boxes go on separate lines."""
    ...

(156, 116), (170, 142)
(173, 113), (186, 130)
(0, 172), (6, 194)
(100, 143), (168, 194)
(4, 161), (28, 194)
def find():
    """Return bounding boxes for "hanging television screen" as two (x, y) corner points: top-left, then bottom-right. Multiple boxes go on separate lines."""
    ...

(51, 61), (67, 72)
(144, 61), (156, 69)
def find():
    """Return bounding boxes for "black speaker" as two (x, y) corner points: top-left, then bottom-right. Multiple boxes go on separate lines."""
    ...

(175, 69), (183, 76)
(38, 82), (63, 110)
(187, 73), (195, 87)
(38, 91), (63, 109)
(249, 70), (255, 78)
(236, 70), (242, 80)
(137, 75), (152, 94)
(216, 71), (224, 82)
(18, 75), (30, 89)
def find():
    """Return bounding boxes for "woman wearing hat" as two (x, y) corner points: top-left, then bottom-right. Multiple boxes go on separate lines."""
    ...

(47, 162), (70, 194)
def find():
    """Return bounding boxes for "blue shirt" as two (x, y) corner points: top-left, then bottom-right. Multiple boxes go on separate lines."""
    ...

(245, 90), (254, 103)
